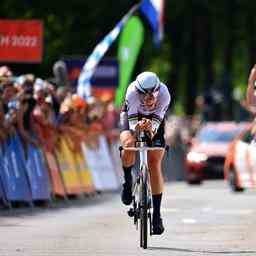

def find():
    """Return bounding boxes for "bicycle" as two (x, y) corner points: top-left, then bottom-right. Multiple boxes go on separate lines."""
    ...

(123, 131), (166, 249)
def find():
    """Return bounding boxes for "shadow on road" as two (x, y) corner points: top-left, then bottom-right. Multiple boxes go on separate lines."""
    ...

(0, 192), (118, 218)
(148, 247), (256, 254)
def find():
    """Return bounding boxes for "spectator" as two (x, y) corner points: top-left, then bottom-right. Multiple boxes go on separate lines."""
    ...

(0, 63), (121, 152)
(1, 81), (17, 114)
(0, 102), (8, 143)
(0, 66), (13, 79)
(17, 95), (38, 148)
(5, 99), (20, 136)
(246, 64), (256, 114)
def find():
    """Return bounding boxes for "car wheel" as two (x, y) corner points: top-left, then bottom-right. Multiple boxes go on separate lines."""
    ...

(228, 169), (244, 192)
(187, 178), (202, 185)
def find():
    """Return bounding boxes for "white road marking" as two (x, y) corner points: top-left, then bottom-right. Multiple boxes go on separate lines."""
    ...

(215, 209), (254, 215)
(182, 218), (197, 224)
(161, 208), (180, 213)
(202, 207), (213, 212)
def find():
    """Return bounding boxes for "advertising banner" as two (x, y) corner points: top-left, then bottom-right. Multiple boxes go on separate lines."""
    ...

(0, 20), (43, 62)
(26, 144), (51, 200)
(109, 142), (124, 184)
(0, 152), (7, 204)
(115, 16), (144, 107)
(44, 151), (66, 197)
(74, 151), (95, 193)
(81, 136), (120, 191)
(0, 177), (4, 201)
(0, 144), (18, 201)
(55, 136), (82, 195)
(0, 152), (10, 202)
(0, 138), (31, 202)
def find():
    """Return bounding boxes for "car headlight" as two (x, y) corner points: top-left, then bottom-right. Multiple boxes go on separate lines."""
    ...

(187, 152), (208, 163)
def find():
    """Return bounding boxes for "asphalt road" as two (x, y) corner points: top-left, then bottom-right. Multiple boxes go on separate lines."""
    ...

(0, 181), (255, 256)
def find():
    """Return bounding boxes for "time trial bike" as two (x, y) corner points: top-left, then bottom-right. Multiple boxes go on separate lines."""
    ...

(124, 131), (166, 249)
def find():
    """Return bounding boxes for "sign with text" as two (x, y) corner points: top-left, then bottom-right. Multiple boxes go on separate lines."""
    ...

(0, 20), (43, 63)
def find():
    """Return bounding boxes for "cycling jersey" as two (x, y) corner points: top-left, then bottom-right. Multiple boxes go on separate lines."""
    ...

(122, 81), (171, 132)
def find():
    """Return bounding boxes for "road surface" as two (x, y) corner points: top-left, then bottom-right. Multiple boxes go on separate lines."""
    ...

(0, 181), (255, 256)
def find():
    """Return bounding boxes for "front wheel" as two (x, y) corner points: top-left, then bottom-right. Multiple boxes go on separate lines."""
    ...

(140, 171), (148, 249)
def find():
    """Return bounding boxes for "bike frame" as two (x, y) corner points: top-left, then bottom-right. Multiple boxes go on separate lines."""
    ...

(124, 132), (165, 249)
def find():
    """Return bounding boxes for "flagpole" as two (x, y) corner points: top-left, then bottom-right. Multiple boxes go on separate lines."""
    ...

(121, 3), (141, 24)
(77, 2), (143, 100)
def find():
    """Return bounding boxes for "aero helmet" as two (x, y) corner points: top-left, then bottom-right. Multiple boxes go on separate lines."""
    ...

(135, 72), (160, 94)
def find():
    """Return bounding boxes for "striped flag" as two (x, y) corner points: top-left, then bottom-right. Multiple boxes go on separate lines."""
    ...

(77, 4), (140, 100)
(140, 0), (165, 46)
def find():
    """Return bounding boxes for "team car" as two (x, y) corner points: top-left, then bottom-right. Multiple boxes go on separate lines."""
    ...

(186, 122), (249, 184)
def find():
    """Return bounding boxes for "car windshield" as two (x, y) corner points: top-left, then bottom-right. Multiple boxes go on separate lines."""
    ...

(196, 127), (242, 143)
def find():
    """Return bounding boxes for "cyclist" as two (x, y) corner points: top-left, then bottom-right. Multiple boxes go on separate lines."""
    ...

(247, 64), (256, 109)
(246, 65), (256, 141)
(119, 71), (171, 235)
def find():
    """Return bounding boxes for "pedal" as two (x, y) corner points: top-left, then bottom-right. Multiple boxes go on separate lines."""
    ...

(127, 208), (135, 217)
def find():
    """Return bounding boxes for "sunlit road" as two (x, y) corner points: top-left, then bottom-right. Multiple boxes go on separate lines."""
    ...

(0, 181), (256, 256)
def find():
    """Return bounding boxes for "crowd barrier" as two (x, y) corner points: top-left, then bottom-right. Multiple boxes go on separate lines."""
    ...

(0, 125), (122, 208)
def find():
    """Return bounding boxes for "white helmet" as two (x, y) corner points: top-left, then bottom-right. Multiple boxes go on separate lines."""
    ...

(135, 71), (160, 94)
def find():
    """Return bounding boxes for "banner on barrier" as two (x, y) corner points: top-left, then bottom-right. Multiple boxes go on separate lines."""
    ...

(0, 148), (17, 200)
(82, 136), (120, 191)
(0, 137), (31, 202)
(55, 136), (82, 195)
(0, 153), (11, 201)
(0, 154), (6, 203)
(44, 151), (66, 197)
(109, 142), (124, 184)
(74, 151), (95, 193)
(25, 144), (51, 200)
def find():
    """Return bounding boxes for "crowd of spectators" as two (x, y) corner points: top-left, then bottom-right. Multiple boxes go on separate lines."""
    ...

(0, 65), (119, 151)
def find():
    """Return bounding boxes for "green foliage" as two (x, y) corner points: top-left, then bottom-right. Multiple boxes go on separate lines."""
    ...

(173, 101), (186, 116)
(1, 0), (256, 115)
(144, 42), (172, 83)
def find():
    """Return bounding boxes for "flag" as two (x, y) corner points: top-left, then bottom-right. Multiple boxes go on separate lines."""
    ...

(140, 0), (165, 46)
(115, 16), (144, 107)
(77, 4), (140, 100)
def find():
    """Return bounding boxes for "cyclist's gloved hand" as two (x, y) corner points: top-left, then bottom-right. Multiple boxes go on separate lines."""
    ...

(135, 118), (157, 140)
(136, 118), (152, 132)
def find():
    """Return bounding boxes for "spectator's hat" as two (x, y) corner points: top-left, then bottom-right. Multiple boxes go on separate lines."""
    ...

(60, 97), (73, 114)
(34, 78), (45, 93)
(72, 94), (87, 110)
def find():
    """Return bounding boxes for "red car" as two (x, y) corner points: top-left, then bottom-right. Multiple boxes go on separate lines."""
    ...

(224, 124), (256, 192)
(186, 122), (249, 184)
